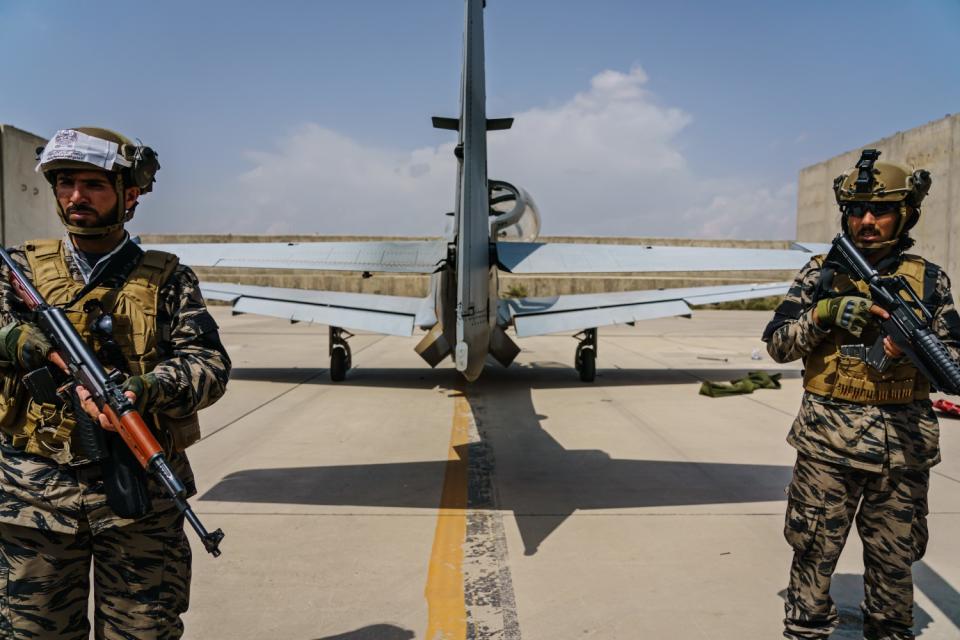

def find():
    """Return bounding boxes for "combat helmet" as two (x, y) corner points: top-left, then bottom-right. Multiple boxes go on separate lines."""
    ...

(833, 149), (931, 250)
(36, 127), (160, 236)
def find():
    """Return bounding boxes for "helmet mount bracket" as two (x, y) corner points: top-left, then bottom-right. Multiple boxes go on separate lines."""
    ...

(854, 149), (881, 194)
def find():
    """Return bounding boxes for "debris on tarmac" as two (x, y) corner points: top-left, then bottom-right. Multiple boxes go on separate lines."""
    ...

(699, 371), (783, 397)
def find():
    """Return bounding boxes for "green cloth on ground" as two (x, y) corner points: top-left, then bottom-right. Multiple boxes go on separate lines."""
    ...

(699, 371), (782, 398)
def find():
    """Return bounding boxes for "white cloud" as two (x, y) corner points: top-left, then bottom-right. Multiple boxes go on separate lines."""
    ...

(227, 125), (456, 236)
(219, 65), (797, 239)
(682, 183), (797, 240)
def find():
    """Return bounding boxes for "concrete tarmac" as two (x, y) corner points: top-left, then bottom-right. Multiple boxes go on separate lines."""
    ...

(181, 308), (960, 640)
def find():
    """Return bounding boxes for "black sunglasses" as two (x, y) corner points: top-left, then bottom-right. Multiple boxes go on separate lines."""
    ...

(843, 201), (900, 218)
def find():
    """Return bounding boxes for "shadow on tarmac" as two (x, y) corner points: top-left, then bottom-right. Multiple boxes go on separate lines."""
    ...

(228, 363), (802, 389)
(778, 561), (960, 637)
(204, 365), (794, 555)
(312, 625), (415, 640)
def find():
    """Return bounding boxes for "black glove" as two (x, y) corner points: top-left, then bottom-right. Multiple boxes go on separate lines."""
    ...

(121, 373), (160, 413)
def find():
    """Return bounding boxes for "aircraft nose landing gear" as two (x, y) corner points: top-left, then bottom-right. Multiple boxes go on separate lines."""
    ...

(574, 328), (597, 382)
(329, 326), (354, 381)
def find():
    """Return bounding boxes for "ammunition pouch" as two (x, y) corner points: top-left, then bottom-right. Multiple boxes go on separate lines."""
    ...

(831, 354), (929, 405)
(18, 400), (76, 465)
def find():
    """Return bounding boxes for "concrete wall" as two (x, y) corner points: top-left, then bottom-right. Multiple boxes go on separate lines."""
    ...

(0, 121), (798, 302)
(796, 113), (960, 289)
(140, 234), (797, 299)
(0, 125), (60, 246)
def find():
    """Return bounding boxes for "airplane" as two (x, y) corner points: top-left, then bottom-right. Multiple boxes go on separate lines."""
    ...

(145, 0), (826, 383)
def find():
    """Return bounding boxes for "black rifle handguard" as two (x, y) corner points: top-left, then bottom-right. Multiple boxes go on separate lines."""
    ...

(828, 234), (960, 396)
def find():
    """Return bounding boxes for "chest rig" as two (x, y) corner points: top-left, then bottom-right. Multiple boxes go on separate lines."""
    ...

(803, 253), (936, 405)
(1, 239), (181, 463)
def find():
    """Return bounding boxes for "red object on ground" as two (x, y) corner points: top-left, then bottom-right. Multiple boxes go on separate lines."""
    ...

(933, 399), (960, 418)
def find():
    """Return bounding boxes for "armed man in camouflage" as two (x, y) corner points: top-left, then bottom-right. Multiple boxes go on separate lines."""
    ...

(763, 150), (960, 640)
(0, 128), (231, 639)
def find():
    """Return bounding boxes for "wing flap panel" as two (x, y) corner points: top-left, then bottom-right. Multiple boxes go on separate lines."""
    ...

(514, 300), (692, 337)
(199, 281), (422, 337)
(233, 298), (414, 336)
(504, 282), (790, 316)
(682, 283), (791, 305)
(505, 281), (791, 337)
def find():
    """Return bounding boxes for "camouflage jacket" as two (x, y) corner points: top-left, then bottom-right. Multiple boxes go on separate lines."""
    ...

(764, 254), (960, 472)
(0, 236), (231, 533)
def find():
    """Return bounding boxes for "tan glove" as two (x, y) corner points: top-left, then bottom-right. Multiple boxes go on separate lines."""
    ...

(815, 296), (873, 337)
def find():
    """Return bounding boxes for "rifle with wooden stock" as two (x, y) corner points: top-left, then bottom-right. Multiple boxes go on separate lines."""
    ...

(0, 246), (224, 556)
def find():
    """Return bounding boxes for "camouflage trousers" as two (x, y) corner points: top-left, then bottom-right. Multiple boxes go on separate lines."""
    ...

(783, 454), (929, 640)
(0, 508), (191, 639)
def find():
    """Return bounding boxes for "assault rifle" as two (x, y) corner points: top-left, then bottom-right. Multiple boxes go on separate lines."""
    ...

(828, 233), (960, 395)
(0, 246), (224, 556)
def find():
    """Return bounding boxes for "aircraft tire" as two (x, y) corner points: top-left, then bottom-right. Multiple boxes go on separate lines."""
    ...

(578, 348), (596, 383)
(330, 348), (348, 382)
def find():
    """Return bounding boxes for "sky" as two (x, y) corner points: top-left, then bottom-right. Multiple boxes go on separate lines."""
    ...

(1, 0), (958, 240)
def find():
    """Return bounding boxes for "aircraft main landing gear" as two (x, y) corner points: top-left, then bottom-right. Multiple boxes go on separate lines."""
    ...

(574, 328), (597, 383)
(329, 326), (353, 381)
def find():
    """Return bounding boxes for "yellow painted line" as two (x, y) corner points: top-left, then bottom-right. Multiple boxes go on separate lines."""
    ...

(424, 393), (471, 640)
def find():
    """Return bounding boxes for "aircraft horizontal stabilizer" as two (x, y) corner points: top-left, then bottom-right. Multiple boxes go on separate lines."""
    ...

(430, 116), (514, 131)
(501, 281), (792, 337)
(432, 117), (459, 131)
(486, 118), (514, 131)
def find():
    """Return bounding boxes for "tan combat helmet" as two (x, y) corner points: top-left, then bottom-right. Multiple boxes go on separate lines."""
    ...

(36, 127), (160, 236)
(833, 149), (932, 250)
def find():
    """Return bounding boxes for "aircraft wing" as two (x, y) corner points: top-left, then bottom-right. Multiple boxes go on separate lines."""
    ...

(143, 240), (446, 273)
(201, 282), (435, 337)
(501, 282), (790, 337)
(497, 242), (829, 274)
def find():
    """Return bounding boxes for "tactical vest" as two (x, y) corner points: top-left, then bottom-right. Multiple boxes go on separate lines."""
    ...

(803, 253), (932, 405)
(0, 239), (200, 463)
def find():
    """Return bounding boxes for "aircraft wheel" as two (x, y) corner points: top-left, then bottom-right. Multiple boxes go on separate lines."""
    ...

(330, 348), (348, 382)
(578, 348), (596, 383)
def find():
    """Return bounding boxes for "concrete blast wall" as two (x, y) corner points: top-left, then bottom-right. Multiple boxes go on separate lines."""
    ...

(797, 113), (960, 290)
(0, 125), (61, 246)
